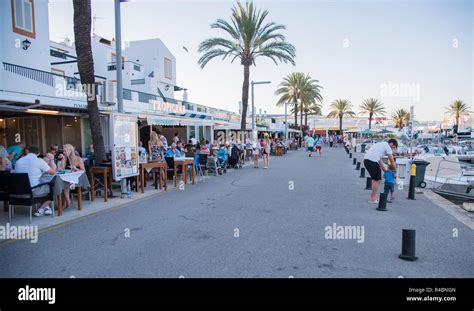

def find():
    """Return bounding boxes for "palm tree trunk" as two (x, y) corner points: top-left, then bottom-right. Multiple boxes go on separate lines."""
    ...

(305, 112), (308, 127)
(455, 115), (459, 134)
(294, 100), (298, 127)
(339, 115), (343, 132)
(368, 113), (373, 129)
(240, 65), (250, 132)
(299, 98), (303, 133)
(73, 0), (105, 164)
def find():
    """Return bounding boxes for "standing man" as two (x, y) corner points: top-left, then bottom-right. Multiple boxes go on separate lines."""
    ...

(305, 135), (315, 157)
(363, 139), (398, 203)
(329, 135), (334, 148)
(173, 133), (180, 144)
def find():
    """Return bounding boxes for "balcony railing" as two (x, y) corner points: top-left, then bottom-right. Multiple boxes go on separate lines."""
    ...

(3, 62), (56, 87)
(2, 62), (89, 97)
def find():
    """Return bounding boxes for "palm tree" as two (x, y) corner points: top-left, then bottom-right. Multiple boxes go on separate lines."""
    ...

(298, 75), (322, 129)
(275, 72), (303, 127)
(303, 102), (322, 127)
(198, 1), (296, 131)
(327, 99), (355, 132)
(359, 98), (385, 129)
(446, 100), (470, 134)
(275, 72), (322, 128)
(72, 0), (105, 164)
(391, 109), (410, 129)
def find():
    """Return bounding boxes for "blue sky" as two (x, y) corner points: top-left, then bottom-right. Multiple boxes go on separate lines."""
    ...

(48, 0), (473, 121)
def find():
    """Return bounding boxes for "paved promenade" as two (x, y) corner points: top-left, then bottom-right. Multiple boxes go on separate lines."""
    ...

(0, 147), (473, 277)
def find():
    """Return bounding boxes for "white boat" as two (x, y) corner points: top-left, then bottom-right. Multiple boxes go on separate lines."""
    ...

(417, 155), (474, 202)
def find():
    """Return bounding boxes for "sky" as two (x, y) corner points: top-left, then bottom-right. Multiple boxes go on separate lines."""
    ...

(48, 0), (473, 121)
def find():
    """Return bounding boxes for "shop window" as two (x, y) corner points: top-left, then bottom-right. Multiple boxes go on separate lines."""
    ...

(11, 0), (36, 39)
(164, 58), (172, 80)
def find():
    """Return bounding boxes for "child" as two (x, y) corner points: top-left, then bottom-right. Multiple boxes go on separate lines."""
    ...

(380, 160), (396, 202)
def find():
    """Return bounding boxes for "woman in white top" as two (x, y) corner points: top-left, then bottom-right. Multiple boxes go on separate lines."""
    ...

(252, 139), (261, 168)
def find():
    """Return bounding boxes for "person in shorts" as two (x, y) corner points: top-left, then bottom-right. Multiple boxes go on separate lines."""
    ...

(314, 135), (323, 156)
(305, 135), (315, 157)
(14, 145), (55, 216)
(363, 139), (398, 203)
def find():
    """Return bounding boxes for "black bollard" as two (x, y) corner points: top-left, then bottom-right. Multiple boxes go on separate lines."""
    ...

(353, 158), (357, 165)
(355, 162), (361, 170)
(360, 167), (366, 178)
(376, 192), (388, 211)
(365, 177), (372, 190)
(408, 163), (416, 200)
(399, 229), (418, 261)
(354, 146), (357, 153)
(349, 153), (352, 159)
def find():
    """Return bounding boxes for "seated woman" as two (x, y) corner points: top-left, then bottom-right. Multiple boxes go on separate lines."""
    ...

(0, 145), (12, 171)
(57, 144), (85, 208)
(200, 144), (210, 155)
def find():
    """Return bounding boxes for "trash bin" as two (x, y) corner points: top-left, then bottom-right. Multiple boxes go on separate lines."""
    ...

(412, 160), (430, 188)
(361, 143), (367, 153)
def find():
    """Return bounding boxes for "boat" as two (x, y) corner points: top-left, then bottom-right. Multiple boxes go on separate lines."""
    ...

(417, 155), (474, 203)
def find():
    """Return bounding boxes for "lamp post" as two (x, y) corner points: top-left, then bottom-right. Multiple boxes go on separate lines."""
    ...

(251, 80), (271, 140)
(285, 102), (288, 141)
(114, 0), (124, 113)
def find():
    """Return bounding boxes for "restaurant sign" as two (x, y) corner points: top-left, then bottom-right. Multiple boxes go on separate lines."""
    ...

(110, 113), (139, 181)
(150, 100), (185, 115)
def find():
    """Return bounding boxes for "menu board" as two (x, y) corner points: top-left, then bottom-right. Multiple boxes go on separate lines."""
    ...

(110, 113), (139, 180)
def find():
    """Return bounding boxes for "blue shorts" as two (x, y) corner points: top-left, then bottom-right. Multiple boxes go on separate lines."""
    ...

(384, 183), (395, 193)
(307, 147), (314, 152)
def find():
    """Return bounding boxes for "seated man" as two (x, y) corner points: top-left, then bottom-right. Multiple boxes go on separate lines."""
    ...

(165, 143), (182, 158)
(14, 145), (55, 216)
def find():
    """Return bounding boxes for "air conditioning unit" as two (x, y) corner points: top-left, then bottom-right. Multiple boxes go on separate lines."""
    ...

(101, 80), (116, 105)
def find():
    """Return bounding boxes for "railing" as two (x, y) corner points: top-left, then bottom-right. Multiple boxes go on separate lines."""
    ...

(3, 62), (56, 87)
(2, 62), (89, 98)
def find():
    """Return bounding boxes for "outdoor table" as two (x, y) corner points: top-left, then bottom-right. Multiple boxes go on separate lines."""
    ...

(90, 166), (113, 202)
(173, 157), (195, 187)
(41, 171), (90, 216)
(275, 145), (284, 156)
(136, 161), (167, 193)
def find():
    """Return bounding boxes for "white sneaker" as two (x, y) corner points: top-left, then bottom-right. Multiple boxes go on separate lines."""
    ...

(34, 208), (45, 217)
(44, 207), (53, 215)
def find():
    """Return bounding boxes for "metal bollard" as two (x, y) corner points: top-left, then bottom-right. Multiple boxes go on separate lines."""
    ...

(399, 229), (418, 261)
(355, 162), (361, 170)
(349, 153), (352, 159)
(353, 158), (357, 165)
(365, 177), (372, 190)
(360, 167), (366, 178)
(376, 192), (388, 211)
(408, 163), (416, 200)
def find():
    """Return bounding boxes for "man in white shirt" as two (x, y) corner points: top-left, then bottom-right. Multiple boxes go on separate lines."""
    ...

(363, 139), (398, 203)
(173, 133), (180, 144)
(15, 145), (55, 216)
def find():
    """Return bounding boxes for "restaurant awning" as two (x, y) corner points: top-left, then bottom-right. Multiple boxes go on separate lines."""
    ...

(144, 115), (214, 126)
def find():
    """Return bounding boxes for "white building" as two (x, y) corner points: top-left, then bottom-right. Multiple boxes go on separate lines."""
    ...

(0, 0), (214, 154)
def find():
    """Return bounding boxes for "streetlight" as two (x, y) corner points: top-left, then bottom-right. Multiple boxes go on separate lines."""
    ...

(285, 102), (288, 141)
(251, 80), (271, 139)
